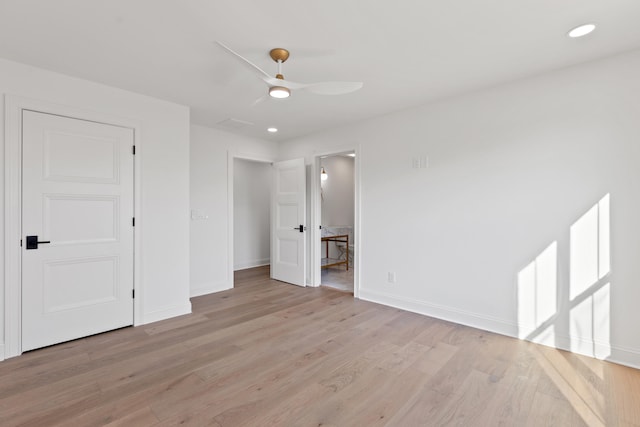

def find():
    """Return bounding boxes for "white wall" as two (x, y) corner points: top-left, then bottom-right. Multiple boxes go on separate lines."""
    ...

(190, 125), (278, 297)
(0, 58), (191, 359)
(321, 156), (355, 228)
(279, 50), (640, 368)
(234, 159), (271, 270)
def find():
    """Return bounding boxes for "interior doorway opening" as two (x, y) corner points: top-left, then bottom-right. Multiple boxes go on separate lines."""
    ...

(318, 152), (355, 293)
(233, 158), (272, 274)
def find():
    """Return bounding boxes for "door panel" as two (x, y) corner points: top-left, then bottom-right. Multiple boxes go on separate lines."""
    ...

(43, 130), (120, 183)
(45, 195), (119, 243)
(43, 256), (118, 312)
(277, 238), (299, 265)
(271, 158), (306, 286)
(22, 110), (134, 352)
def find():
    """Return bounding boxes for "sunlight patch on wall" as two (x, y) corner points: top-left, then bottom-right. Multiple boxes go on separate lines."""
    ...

(569, 282), (611, 359)
(517, 193), (612, 361)
(569, 194), (611, 359)
(570, 194), (610, 299)
(517, 241), (557, 339)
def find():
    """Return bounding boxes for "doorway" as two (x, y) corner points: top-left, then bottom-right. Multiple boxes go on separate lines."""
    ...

(4, 96), (143, 360)
(318, 152), (356, 293)
(227, 153), (307, 289)
(233, 158), (271, 272)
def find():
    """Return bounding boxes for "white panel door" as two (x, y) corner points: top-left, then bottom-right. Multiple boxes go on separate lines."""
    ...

(271, 158), (306, 286)
(22, 110), (134, 352)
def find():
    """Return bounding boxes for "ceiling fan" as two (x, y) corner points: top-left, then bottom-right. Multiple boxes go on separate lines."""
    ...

(216, 41), (363, 100)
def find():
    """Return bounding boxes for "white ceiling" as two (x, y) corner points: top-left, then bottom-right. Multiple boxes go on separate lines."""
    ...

(1, 0), (640, 141)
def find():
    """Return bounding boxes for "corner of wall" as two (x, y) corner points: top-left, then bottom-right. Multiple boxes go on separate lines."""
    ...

(141, 302), (192, 325)
(233, 259), (270, 271)
(190, 281), (232, 298)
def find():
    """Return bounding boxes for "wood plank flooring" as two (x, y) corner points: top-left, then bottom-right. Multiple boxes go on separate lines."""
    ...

(1, 265), (639, 426)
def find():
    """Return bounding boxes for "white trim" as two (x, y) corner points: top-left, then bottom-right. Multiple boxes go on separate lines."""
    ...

(311, 145), (361, 298)
(359, 288), (516, 336)
(226, 152), (234, 290)
(310, 158), (321, 287)
(141, 302), (192, 324)
(190, 280), (232, 298)
(226, 151), (275, 289)
(0, 343), (5, 362)
(524, 328), (640, 370)
(234, 258), (270, 271)
(359, 287), (640, 370)
(607, 345), (640, 370)
(4, 95), (23, 359)
(353, 149), (361, 299)
(3, 95), (143, 360)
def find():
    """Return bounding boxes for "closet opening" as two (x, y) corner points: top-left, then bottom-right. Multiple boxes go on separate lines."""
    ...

(233, 158), (271, 275)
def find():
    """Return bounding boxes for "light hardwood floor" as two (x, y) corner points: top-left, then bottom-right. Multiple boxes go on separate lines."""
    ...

(1, 265), (639, 426)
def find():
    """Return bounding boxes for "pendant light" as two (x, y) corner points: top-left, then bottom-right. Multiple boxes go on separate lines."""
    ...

(320, 167), (328, 181)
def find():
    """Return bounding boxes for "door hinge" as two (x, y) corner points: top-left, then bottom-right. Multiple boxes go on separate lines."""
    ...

(132, 145), (136, 155)
(132, 217), (135, 227)
(20, 239), (22, 247)
(132, 289), (135, 299)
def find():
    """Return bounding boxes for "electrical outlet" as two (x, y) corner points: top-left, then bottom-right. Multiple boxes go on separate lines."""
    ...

(388, 272), (396, 283)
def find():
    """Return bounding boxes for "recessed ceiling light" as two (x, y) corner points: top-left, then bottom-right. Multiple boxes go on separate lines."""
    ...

(568, 23), (596, 38)
(267, 127), (278, 133)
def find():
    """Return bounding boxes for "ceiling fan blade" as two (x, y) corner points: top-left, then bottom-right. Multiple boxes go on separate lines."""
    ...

(304, 81), (363, 95)
(251, 94), (268, 107)
(216, 41), (272, 84)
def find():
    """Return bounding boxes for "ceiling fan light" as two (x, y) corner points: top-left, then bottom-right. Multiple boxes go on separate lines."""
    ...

(269, 86), (290, 99)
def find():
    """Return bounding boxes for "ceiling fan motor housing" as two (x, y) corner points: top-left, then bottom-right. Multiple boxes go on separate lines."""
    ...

(269, 48), (289, 63)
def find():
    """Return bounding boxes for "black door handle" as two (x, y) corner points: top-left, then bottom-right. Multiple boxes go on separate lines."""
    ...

(293, 225), (305, 233)
(26, 235), (51, 250)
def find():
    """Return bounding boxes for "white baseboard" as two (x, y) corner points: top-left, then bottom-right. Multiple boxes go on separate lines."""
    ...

(234, 259), (270, 271)
(141, 302), (192, 325)
(607, 345), (640, 370)
(530, 331), (640, 370)
(359, 288), (640, 370)
(0, 343), (5, 362)
(358, 288), (517, 337)
(190, 280), (232, 297)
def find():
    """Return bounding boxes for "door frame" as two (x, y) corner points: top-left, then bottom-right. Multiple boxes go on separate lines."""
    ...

(3, 95), (142, 360)
(226, 150), (276, 289)
(311, 145), (361, 297)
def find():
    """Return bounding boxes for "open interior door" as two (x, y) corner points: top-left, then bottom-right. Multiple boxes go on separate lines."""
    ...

(271, 158), (306, 286)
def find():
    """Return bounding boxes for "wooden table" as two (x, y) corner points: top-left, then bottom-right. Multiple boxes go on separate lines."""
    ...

(321, 234), (349, 270)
